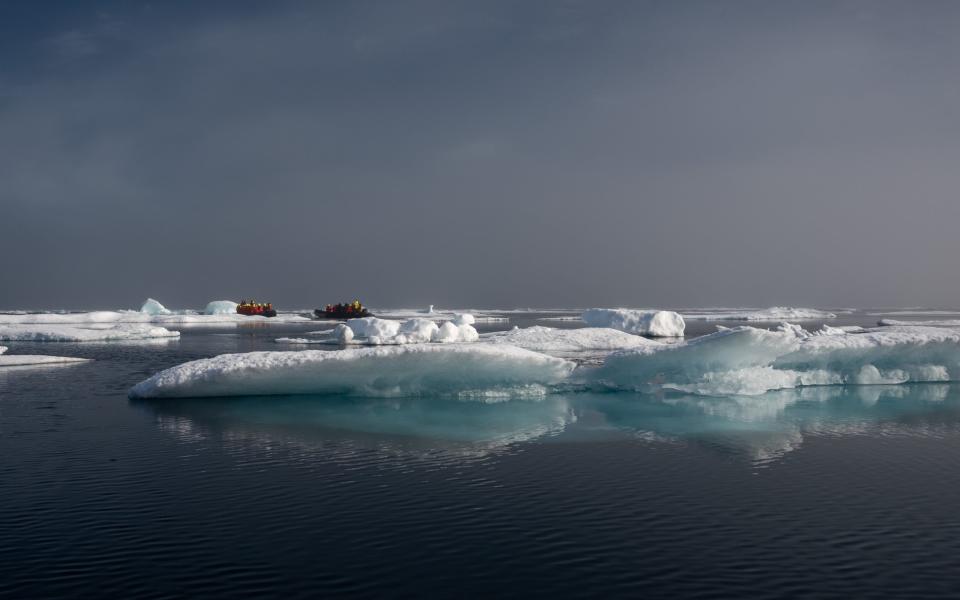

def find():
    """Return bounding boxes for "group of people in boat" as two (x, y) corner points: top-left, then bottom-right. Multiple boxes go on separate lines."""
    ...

(236, 301), (275, 316)
(323, 299), (367, 316)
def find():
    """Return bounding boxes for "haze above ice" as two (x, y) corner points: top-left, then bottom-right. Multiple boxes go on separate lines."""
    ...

(3, 0), (960, 309)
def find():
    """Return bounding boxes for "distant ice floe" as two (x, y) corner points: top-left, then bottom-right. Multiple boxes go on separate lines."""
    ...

(0, 345), (90, 367)
(0, 299), (308, 325)
(0, 323), (181, 342)
(370, 307), (508, 323)
(581, 309), (685, 337)
(129, 344), (576, 399)
(596, 323), (960, 396)
(277, 316), (479, 346)
(680, 307), (838, 321)
(879, 319), (960, 328)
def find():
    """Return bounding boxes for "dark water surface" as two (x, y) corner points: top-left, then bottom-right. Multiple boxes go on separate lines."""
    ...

(3, 313), (960, 598)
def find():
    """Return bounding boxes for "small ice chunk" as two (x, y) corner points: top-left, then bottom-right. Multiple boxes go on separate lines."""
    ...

(452, 313), (475, 326)
(582, 309), (685, 337)
(204, 300), (239, 315)
(140, 298), (172, 315)
(334, 323), (354, 344)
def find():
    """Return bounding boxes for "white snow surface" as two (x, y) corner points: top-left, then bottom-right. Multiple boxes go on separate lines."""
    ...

(0, 324), (180, 342)
(596, 323), (960, 396)
(582, 309), (685, 337)
(129, 344), (576, 399)
(681, 307), (838, 321)
(482, 326), (657, 355)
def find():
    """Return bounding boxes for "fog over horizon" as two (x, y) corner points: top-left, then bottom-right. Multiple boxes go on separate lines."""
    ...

(3, 0), (960, 311)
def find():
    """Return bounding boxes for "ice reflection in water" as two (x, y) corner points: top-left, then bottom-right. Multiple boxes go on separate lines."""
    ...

(139, 383), (960, 468)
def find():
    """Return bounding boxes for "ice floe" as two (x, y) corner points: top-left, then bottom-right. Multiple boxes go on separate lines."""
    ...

(581, 309), (685, 337)
(0, 323), (180, 342)
(595, 323), (960, 396)
(0, 301), (309, 325)
(129, 344), (576, 399)
(482, 326), (657, 357)
(681, 307), (838, 321)
(0, 345), (90, 367)
(879, 319), (960, 328)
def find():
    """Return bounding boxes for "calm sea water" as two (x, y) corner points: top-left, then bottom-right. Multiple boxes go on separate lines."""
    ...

(3, 311), (960, 598)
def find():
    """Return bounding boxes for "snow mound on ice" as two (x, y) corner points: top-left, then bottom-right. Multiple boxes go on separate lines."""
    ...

(346, 317), (401, 341)
(433, 322), (479, 343)
(596, 324), (960, 396)
(0, 324), (181, 342)
(204, 300), (238, 315)
(582, 309), (685, 337)
(140, 298), (172, 315)
(0, 346), (5, 355)
(682, 307), (837, 321)
(483, 326), (657, 354)
(452, 313), (475, 326)
(396, 318), (439, 344)
(129, 344), (576, 399)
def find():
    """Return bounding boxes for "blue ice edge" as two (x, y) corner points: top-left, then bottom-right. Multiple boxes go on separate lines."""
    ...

(128, 325), (960, 400)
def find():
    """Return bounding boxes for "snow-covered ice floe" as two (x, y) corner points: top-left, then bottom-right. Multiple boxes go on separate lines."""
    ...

(482, 326), (657, 358)
(681, 307), (838, 321)
(129, 344), (576, 400)
(595, 323), (960, 396)
(0, 299), (309, 326)
(879, 319), (960, 328)
(0, 324), (180, 342)
(277, 316), (479, 346)
(0, 345), (90, 367)
(581, 309), (685, 337)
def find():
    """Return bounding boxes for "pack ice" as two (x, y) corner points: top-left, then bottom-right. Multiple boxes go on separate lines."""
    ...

(0, 324), (180, 342)
(277, 316), (479, 345)
(129, 344), (575, 399)
(680, 307), (838, 321)
(0, 345), (90, 367)
(581, 309), (685, 337)
(596, 323), (960, 396)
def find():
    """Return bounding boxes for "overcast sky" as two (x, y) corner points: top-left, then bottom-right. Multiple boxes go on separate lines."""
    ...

(3, 0), (960, 310)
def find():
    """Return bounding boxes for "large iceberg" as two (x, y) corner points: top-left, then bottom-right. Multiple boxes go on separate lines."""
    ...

(595, 323), (960, 396)
(582, 309), (685, 337)
(0, 324), (180, 342)
(129, 344), (576, 399)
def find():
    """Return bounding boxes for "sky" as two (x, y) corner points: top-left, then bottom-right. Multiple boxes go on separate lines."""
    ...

(3, 0), (960, 310)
